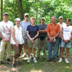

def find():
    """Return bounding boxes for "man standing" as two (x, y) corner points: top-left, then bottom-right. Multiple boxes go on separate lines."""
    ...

(57, 16), (66, 57)
(47, 16), (60, 62)
(0, 12), (13, 65)
(20, 13), (33, 58)
(37, 17), (47, 59)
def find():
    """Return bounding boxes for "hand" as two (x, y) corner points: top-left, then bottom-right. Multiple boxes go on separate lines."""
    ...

(30, 38), (34, 43)
(50, 37), (54, 42)
(16, 43), (19, 47)
(3, 38), (8, 42)
(63, 39), (69, 43)
(59, 34), (61, 38)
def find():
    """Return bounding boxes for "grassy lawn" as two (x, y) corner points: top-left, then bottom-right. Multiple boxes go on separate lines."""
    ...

(0, 47), (72, 72)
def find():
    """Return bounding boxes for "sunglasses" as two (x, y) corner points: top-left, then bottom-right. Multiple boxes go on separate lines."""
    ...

(25, 16), (29, 17)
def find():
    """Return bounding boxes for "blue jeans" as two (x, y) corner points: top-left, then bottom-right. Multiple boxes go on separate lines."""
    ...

(57, 37), (61, 56)
(48, 38), (59, 59)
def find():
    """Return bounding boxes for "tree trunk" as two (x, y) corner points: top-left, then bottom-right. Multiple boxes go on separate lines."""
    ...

(1, 0), (3, 21)
(17, 0), (23, 21)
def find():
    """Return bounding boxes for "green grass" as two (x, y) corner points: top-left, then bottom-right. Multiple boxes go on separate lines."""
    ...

(1, 46), (72, 72)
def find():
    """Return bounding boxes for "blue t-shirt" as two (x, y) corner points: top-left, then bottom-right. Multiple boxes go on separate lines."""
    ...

(27, 25), (39, 38)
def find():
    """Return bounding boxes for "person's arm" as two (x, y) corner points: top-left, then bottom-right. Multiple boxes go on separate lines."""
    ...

(61, 27), (64, 39)
(53, 32), (60, 38)
(0, 32), (5, 40)
(47, 32), (51, 39)
(33, 31), (39, 39)
(39, 29), (47, 33)
(27, 31), (31, 40)
(68, 32), (72, 41)
(12, 27), (19, 47)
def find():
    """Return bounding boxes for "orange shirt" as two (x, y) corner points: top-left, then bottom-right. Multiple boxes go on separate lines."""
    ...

(46, 23), (60, 37)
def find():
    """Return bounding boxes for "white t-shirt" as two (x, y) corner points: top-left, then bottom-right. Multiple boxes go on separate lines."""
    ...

(63, 25), (72, 40)
(58, 22), (66, 31)
(0, 21), (13, 39)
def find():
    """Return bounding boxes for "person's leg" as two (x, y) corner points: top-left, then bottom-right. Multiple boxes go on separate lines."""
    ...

(65, 41), (71, 63)
(33, 48), (37, 63)
(33, 48), (36, 58)
(47, 40), (53, 61)
(42, 38), (47, 59)
(7, 42), (12, 61)
(57, 37), (61, 56)
(37, 39), (42, 58)
(66, 48), (70, 59)
(12, 45), (19, 64)
(22, 39), (27, 57)
(60, 48), (64, 58)
(28, 48), (32, 57)
(27, 47), (32, 63)
(0, 40), (6, 64)
(32, 39), (37, 63)
(16, 44), (23, 65)
(19, 44), (23, 57)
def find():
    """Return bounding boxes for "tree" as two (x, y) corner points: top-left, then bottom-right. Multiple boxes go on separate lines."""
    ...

(17, 0), (23, 20)
(1, 0), (3, 21)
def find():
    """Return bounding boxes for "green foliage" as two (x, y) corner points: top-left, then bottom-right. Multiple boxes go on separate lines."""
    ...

(0, 0), (72, 25)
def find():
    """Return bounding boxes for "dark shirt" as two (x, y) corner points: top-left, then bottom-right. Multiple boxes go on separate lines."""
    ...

(27, 25), (39, 38)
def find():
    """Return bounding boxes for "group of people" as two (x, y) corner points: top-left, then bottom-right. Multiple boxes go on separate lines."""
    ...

(0, 12), (72, 68)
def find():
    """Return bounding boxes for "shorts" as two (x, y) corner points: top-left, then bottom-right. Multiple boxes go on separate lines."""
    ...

(27, 38), (37, 48)
(23, 38), (28, 46)
(61, 39), (71, 48)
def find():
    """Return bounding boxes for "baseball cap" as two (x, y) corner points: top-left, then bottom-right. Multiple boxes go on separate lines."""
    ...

(4, 12), (9, 16)
(24, 13), (29, 16)
(59, 16), (63, 19)
(41, 17), (46, 21)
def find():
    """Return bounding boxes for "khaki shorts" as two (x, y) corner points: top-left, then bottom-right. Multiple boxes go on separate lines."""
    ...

(23, 38), (28, 46)
(27, 38), (37, 48)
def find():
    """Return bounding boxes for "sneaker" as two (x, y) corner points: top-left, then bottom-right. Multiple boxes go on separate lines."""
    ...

(12, 63), (16, 67)
(47, 59), (52, 62)
(36, 57), (39, 59)
(16, 61), (21, 65)
(22, 53), (26, 58)
(33, 58), (37, 63)
(0, 61), (3, 65)
(43, 57), (46, 59)
(7, 59), (11, 64)
(7, 58), (10, 62)
(27, 59), (30, 63)
(58, 58), (62, 62)
(30, 53), (34, 59)
(65, 59), (69, 63)
(52, 58), (56, 62)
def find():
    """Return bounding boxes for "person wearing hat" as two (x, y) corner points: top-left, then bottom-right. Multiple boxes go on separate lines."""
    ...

(11, 18), (24, 67)
(36, 17), (47, 59)
(0, 12), (13, 65)
(20, 13), (33, 58)
(57, 16), (66, 57)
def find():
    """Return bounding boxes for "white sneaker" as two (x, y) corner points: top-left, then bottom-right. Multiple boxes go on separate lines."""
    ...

(33, 58), (37, 63)
(65, 59), (69, 63)
(58, 58), (62, 62)
(22, 53), (26, 58)
(30, 53), (34, 59)
(27, 59), (30, 63)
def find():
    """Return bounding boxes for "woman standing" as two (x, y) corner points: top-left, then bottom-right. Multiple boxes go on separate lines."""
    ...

(10, 18), (24, 67)
(58, 18), (72, 63)
(27, 17), (39, 63)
